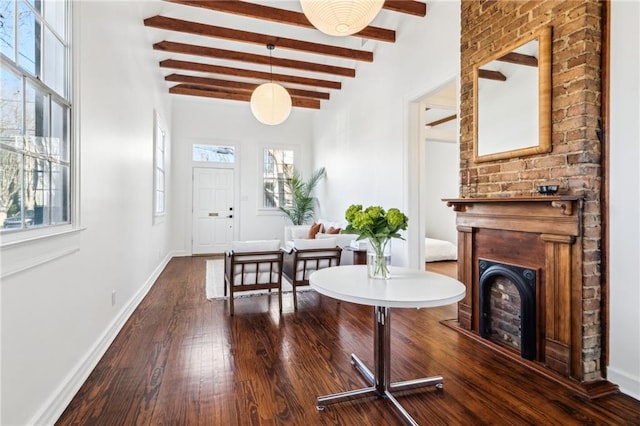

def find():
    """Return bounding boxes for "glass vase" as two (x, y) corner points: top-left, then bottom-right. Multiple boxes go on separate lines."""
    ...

(367, 238), (391, 279)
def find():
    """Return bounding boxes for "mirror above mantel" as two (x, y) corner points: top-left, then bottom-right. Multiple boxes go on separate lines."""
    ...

(473, 27), (552, 163)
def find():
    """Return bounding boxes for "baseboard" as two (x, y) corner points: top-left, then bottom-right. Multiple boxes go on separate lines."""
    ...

(441, 319), (620, 400)
(29, 251), (177, 426)
(607, 366), (640, 401)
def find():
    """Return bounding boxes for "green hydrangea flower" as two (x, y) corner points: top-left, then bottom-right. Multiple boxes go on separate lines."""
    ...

(345, 204), (363, 223)
(386, 208), (408, 230)
(343, 204), (408, 242)
(364, 206), (384, 220)
(352, 211), (374, 229)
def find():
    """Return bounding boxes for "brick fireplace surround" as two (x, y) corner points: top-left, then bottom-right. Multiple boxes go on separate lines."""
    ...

(455, 1), (613, 397)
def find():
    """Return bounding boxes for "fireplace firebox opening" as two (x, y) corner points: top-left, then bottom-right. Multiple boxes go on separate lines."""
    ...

(478, 259), (537, 360)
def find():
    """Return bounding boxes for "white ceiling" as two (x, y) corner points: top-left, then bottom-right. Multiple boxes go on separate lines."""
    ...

(140, 1), (424, 107)
(139, 1), (458, 135)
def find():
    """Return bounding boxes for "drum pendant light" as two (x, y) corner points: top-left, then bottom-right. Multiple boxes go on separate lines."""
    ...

(250, 44), (292, 125)
(300, 0), (384, 36)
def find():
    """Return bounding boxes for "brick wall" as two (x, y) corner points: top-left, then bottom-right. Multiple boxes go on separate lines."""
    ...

(459, 0), (603, 381)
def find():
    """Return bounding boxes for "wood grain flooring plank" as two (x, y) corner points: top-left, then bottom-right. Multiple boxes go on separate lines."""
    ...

(55, 256), (640, 426)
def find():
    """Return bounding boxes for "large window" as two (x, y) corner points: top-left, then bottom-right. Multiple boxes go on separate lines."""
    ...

(262, 148), (293, 208)
(0, 0), (71, 232)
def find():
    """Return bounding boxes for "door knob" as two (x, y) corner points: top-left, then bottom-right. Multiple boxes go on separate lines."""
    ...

(227, 215), (233, 218)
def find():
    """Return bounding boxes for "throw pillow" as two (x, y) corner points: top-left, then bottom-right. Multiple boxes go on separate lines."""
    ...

(326, 226), (341, 234)
(307, 222), (323, 239)
(318, 218), (347, 230)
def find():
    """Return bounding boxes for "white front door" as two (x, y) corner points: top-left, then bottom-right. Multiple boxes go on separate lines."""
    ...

(192, 168), (234, 254)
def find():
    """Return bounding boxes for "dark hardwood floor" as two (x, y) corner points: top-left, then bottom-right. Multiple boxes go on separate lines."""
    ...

(425, 260), (458, 278)
(57, 257), (640, 425)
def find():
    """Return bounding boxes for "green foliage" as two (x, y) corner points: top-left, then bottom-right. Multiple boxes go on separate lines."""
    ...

(344, 204), (409, 242)
(345, 204), (408, 278)
(279, 167), (326, 225)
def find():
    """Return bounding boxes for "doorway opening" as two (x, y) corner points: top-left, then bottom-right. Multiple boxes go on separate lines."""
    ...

(407, 78), (459, 270)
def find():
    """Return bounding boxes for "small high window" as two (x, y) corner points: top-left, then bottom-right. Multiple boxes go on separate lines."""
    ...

(192, 144), (235, 163)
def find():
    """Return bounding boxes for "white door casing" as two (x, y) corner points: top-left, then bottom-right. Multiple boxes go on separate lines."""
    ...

(192, 168), (234, 254)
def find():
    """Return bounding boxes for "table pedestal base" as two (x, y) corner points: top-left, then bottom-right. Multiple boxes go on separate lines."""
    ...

(316, 307), (444, 426)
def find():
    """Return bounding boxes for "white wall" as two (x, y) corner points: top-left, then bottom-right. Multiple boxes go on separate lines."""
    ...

(0, 2), (173, 424)
(608, 0), (640, 400)
(311, 1), (461, 266)
(170, 97), (314, 252)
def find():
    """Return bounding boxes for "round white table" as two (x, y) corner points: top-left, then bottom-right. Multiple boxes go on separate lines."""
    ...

(310, 265), (466, 426)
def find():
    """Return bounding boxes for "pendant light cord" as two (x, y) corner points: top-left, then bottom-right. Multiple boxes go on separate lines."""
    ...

(267, 43), (275, 83)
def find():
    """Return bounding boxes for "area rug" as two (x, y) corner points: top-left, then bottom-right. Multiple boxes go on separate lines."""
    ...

(206, 259), (311, 300)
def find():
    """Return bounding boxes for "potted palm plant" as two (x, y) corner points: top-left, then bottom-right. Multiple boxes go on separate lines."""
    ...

(279, 167), (326, 225)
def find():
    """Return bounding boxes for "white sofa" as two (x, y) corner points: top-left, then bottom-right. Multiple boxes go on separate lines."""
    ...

(283, 220), (357, 265)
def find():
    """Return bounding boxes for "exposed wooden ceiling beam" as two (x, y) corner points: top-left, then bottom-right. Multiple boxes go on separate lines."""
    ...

(164, 73), (330, 100)
(144, 15), (373, 62)
(153, 40), (355, 77)
(169, 84), (321, 109)
(478, 69), (507, 81)
(426, 114), (457, 127)
(147, 1), (428, 111)
(497, 51), (539, 67)
(383, 1), (427, 16)
(164, 0), (396, 43)
(160, 59), (342, 90)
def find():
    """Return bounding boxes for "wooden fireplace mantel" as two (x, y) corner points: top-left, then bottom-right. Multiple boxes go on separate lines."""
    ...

(444, 195), (581, 222)
(443, 196), (595, 391)
(443, 197), (582, 241)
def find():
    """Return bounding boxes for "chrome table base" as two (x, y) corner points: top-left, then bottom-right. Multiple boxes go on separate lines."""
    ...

(316, 306), (444, 426)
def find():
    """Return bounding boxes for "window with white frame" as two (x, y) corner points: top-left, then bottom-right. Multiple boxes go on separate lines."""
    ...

(0, 0), (71, 232)
(192, 144), (235, 163)
(154, 112), (166, 217)
(262, 148), (293, 208)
